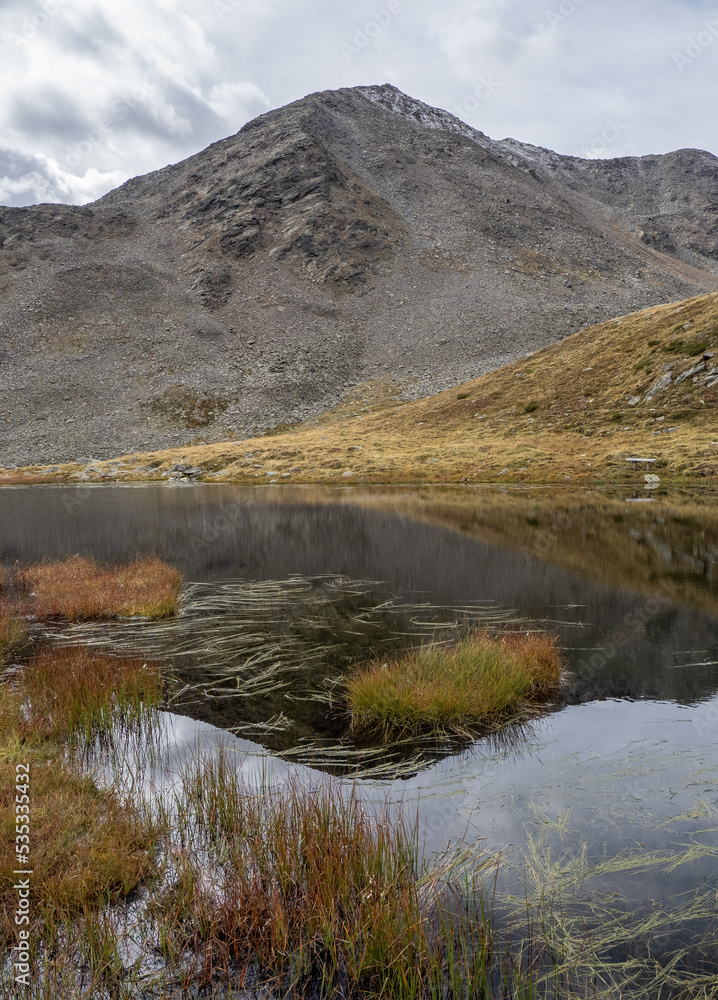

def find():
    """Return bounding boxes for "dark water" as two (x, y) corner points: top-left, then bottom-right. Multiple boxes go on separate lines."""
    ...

(2, 483), (717, 710)
(2, 482), (718, 984)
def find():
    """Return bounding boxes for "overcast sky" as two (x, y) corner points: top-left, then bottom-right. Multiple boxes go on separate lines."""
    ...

(1, 0), (717, 207)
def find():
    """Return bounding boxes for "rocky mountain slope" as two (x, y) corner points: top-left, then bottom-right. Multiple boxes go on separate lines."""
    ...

(2, 84), (718, 465)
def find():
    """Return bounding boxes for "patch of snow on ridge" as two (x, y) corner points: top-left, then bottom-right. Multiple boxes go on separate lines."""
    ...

(355, 86), (718, 183)
(497, 135), (617, 174)
(355, 86), (648, 178)
(496, 137), (562, 167)
(355, 85), (552, 176)
(356, 85), (494, 150)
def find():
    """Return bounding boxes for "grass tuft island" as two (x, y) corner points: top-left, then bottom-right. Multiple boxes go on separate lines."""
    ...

(346, 630), (563, 737)
(9, 555), (182, 620)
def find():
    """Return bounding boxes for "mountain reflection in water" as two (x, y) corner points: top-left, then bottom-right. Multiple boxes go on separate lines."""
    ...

(1, 485), (717, 703)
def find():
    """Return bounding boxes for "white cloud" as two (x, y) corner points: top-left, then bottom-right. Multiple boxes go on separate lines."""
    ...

(0, 151), (126, 207)
(1, 0), (717, 206)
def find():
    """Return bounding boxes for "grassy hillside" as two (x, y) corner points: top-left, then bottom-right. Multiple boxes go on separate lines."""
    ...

(3, 292), (717, 485)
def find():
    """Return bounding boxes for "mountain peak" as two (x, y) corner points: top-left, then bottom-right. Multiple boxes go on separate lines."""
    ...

(1, 86), (718, 466)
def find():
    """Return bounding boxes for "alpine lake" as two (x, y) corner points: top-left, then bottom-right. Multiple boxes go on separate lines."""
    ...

(1, 481), (717, 998)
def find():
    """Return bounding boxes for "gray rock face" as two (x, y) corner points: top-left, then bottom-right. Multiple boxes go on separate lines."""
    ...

(2, 83), (718, 465)
(645, 372), (673, 401)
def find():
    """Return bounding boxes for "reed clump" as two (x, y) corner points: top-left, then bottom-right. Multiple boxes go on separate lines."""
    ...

(0, 651), (160, 947)
(346, 630), (563, 737)
(22, 646), (163, 743)
(14, 554), (182, 619)
(0, 730), (156, 942)
(151, 753), (494, 997)
(0, 613), (26, 665)
(0, 567), (27, 664)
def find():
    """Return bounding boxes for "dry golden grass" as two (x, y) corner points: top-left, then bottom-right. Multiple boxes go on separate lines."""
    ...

(4, 291), (717, 486)
(152, 755), (499, 997)
(0, 649), (161, 944)
(0, 738), (155, 938)
(346, 630), (563, 737)
(0, 638), (495, 995)
(0, 566), (166, 946)
(0, 473), (71, 485)
(14, 555), (181, 619)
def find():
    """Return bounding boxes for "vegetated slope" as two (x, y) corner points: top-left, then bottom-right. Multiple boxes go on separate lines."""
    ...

(10, 291), (716, 486)
(2, 84), (718, 466)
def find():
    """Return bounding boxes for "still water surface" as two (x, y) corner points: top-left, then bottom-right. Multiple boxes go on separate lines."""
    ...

(2, 483), (717, 979)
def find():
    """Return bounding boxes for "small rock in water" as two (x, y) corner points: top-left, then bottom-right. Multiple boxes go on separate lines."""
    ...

(644, 473), (661, 487)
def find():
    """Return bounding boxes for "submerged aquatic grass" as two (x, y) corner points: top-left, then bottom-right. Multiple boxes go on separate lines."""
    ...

(47, 577), (523, 687)
(113, 746), (718, 998)
(40, 575), (530, 773)
(499, 830), (718, 1000)
(14, 554), (181, 619)
(3, 566), (715, 996)
(346, 630), (563, 737)
(2, 685), (717, 997)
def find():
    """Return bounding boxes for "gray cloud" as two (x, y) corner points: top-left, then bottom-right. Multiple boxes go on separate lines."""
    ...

(0, 148), (43, 182)
(52, 9), (126, 60)
(9, 87), (91, 142)
(2, 0), (718, 207)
